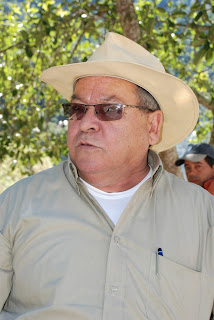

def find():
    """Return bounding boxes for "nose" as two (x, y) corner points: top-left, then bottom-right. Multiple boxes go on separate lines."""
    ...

(78, 106), (100, 132)
(187, 167), (196, 176)
(186, 168), (198, 182)
(186, 168), (193, 178)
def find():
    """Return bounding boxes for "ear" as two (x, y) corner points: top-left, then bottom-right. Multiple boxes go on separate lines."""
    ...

(148, 110), (163, 146)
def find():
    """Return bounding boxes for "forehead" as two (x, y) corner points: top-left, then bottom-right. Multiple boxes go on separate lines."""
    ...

(184, 159), (208, 166)
(72, 76), (139, 102)
(74, 76), (137, 88)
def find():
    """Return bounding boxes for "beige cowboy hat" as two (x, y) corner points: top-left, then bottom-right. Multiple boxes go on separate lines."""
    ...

(40, 32), (199, 152)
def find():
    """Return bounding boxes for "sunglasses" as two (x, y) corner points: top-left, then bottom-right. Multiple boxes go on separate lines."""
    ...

(62, 103), (153, 121)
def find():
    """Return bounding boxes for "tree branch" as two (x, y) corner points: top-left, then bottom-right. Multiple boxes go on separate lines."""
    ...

(0, 41), (25, 54)
(176, 22), (211, 32)
(68, 22), (89, 61)
(193, 91), (214, 111)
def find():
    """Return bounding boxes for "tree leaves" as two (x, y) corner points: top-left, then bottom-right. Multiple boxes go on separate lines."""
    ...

(193, 46), (206, 65)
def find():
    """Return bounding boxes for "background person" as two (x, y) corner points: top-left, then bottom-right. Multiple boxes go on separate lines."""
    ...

(0, 32), (214, 320)
(175, 143), (214, 195)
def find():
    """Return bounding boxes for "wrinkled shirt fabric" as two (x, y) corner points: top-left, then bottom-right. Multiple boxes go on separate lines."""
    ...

(0, 151), (214, 320)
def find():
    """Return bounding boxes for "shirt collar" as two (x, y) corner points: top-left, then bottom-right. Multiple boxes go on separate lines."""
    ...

(67, 154), (79, 181)
(66, 149), (163, 187)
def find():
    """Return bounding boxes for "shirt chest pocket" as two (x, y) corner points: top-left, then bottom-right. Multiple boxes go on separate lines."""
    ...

(147, 254), (214, 320)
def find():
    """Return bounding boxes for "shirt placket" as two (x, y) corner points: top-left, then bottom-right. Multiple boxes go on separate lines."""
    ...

(102, 231), (126, 320)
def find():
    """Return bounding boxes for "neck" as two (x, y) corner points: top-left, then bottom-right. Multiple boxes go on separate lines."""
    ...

(78, 165), (150, 192)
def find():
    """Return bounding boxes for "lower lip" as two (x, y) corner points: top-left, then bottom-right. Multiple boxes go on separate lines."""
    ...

(78, 144), (98, 150)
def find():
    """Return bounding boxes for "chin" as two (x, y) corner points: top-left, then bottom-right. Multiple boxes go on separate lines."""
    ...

(189, 180), (202, 186)
(76, 161), (105, 175)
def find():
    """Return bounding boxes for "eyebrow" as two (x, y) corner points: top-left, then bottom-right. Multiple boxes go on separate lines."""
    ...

(71, 93), (81, 101)
(102, 95), (121, 102)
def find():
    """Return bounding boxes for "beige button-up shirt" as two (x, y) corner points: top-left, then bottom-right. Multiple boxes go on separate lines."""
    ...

(0, 151), (214, 320)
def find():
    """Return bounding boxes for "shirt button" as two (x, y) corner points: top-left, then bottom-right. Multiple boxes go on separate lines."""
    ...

(114, 236), (120, 244)
(111, 285), (118, 295)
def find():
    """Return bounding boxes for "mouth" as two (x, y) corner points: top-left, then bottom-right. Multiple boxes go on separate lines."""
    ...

(188, 178), (200, 185)
(77, 141), (98, 149)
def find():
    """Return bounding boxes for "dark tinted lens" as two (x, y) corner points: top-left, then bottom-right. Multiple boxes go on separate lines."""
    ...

(96, 104), (123, 121)
(63, 103), (86, 120)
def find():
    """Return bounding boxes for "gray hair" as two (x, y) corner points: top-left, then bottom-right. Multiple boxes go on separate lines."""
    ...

(136, 85), (160, 111)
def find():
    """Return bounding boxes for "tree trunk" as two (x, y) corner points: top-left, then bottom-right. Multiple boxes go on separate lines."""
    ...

(159, 148), (183, 178)
(116, 0), (183, 178)
(116, 0), (141, 42)
(209, 110), (214, 146)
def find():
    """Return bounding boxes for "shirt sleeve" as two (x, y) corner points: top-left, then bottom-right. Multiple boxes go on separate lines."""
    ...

(0, 232), (13, 311)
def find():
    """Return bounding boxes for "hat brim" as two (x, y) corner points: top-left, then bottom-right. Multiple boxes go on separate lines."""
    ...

(40, 61), (199, 153)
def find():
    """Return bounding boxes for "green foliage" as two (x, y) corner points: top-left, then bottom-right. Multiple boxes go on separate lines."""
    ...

(0, 0), (213, 175)
(0, 156), (52, 193)
(188, 106), (213, 143)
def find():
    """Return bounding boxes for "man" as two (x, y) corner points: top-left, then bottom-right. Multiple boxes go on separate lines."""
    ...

(175, 143), (214, 195)
(0, 32), (214, 320)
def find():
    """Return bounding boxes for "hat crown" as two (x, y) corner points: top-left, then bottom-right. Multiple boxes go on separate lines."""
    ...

(186, 143), (214, 158)
(88, 32), (165, 73)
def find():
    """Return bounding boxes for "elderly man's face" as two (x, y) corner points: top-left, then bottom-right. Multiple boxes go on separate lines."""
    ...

(184, 159), (214, 187)
(67, 76), (162, 186)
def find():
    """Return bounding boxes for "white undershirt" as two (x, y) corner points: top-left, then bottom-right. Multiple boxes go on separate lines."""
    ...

(80, 166), (152, 225)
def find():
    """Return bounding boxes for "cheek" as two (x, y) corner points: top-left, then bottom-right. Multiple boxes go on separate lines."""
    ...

(203, 169), (213, 179)
(185, 171), (190, 178)
(121, 125), (150, 154)
(132, 125), (150, 147)
(67, 123), (77, 148)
